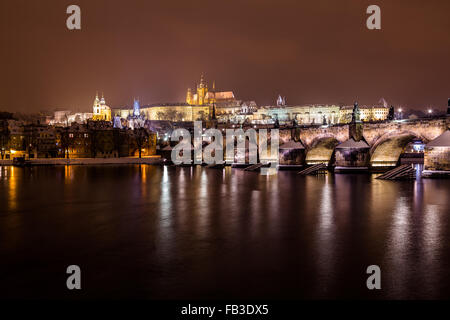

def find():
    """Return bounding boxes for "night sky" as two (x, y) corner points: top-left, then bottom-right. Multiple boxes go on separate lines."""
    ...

(0, 0), (449, 113)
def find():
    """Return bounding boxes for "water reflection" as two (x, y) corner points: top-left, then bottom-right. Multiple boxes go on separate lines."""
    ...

(386, 196), (412, 297)
(0, 166), (19, 211)
(64, 165), (72, 183)
(160, 165), (171, 220)
(314, 175), (337, 295)
(0, 166), (449, 299)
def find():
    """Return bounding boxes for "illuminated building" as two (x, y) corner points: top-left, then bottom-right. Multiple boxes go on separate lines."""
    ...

(113, 76), (241, 122)
(185, 74), (235, 106)
(339, 105), (389, 122)
(92, 93), (112, 121)
(186, 74), (211, 105)
(186, 75), (240, 115)
(252, 103), (389, 125)
(49, 110), (93, 126)
(133, 98), (141, 117)
(114, 103), (211, 122)
(253, 104), (341, 124)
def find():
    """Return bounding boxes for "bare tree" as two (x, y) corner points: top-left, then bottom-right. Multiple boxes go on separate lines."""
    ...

(133, 122), (149, 158)
(0, 120), (10, 159)
(156, 111), (165, 120)
(165, 109), (178, 122)
(60, 128), (71, 159)
(175, 112), (184, 122)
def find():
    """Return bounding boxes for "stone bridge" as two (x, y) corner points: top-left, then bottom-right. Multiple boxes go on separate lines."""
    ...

(282, 117), (449, 166)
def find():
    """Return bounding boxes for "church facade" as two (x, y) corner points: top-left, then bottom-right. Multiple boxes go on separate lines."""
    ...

(186, 74), (235, 107)
(92, 93), (112, 121)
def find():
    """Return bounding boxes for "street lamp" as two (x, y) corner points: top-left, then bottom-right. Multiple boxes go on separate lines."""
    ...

(398, 108), (403, 120)
(428, 109), (433, 117)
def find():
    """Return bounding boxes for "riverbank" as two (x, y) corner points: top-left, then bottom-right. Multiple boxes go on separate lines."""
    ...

(0, 156), (162, 166)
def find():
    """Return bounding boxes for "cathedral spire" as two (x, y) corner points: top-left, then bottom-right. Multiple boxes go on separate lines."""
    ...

(94, 91), (100, 104)
(200, 73), (206, 88)
(133, 97), (140, 117)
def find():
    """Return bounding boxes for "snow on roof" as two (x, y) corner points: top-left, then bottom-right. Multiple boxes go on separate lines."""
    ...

(205, 91), (235, 100)
(280, 140), (305, 149)
(426, 130), (450, 147)
(163, 143), (195, 151)
(336, 138), (370, 149)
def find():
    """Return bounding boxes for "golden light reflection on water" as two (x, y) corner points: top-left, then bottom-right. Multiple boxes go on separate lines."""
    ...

(5, 166), (18, 211)
(64, 165), (73, 183)
(139, 165), (155, 197)
(140, 165), (147, 182)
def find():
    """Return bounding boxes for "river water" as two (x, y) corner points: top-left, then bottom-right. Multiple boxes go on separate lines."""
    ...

(0, 165), (449, 299)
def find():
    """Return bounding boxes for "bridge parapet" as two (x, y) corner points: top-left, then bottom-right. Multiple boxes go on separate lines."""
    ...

(279, 118), (447, 167)
(363, 118), (447, 146)
(294, 125), (349, 149)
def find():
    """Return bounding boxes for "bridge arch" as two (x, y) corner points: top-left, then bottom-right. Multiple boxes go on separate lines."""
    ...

(305, 135), (340, 165)
(370, 130), (428, 167)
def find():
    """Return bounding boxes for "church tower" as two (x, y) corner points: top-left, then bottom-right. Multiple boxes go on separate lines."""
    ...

(133, 98), (140, 117)
(197, 74), (208, 105)
(186, 88), (193, 105)
(92, 92), (112, 121)
(100, 93), (106, 105)
(93, 92), (100, 115)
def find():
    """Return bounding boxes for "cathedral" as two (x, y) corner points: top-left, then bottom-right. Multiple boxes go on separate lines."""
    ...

(92, 93), (112, 121)
(186, 75), (235, 106)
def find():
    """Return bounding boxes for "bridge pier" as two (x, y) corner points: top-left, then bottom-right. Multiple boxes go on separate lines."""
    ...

(278, 141), (306, 167)
(277, 111), (450, 172)
(334, 139), (370, 172)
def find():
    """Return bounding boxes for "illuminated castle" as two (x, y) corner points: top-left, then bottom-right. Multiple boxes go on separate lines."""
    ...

(92, 93), (112, 121)
(186, 75), (235, 106)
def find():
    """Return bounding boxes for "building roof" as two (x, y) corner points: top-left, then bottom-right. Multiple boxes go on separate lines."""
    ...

(336, 138), (370, 149)
(426, 130), (450, 147)
(206, 91), (235, 100)
(340, 104), (387, 110)
(280, 140), (305, 149)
